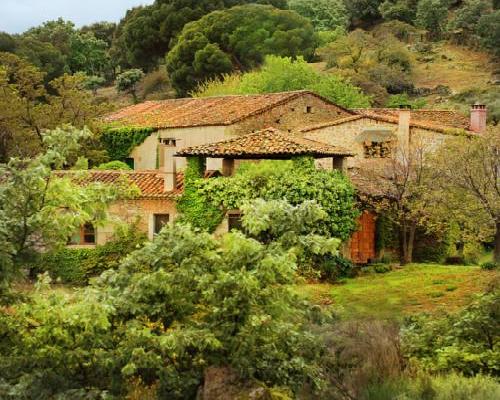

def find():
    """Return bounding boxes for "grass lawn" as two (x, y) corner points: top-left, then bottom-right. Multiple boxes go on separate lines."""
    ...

(299, 264), (497, 320)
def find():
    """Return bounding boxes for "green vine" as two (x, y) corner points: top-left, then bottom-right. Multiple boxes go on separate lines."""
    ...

(176, 157), (224, 231)
(100, 127), (155, 161)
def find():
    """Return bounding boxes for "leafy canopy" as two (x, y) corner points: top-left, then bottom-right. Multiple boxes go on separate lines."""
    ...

(166, 4), (317, 95)
(0, 202), (328, 397)
(196, 157), (360, 241)
(0, 126), (131, 293)
(193, 55), (372, 108)
(112, 0), (287, 70)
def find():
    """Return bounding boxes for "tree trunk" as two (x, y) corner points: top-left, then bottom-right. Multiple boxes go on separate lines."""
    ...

(404, 223), (416, 265)
(400, 221), (408, 265)
(495, 221), (500, 264)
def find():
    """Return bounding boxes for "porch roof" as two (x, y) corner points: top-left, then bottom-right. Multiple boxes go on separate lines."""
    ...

(175, 127), (353, 159)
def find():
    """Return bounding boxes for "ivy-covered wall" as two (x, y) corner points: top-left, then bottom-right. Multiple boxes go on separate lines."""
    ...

(176, 157), (224, 232)
(100, 127), (155, 161)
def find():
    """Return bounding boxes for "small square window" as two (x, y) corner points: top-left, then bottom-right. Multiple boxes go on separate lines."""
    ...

(154, 214), (170, 234)
(68, 223), (96, 245)
(306, 106), (313, 114)
(160, 138), (177, 147)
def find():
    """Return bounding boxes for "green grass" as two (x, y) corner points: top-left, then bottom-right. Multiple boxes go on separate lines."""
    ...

(298, 264), (497, 320)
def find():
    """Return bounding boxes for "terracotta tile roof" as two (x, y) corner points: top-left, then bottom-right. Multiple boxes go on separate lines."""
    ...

(54, 169), (221, 199)
(354, 108), (471, 130)
(301, 109), (472, 134)
(175, 127), (354, 159)
(55, 170), (175, 199)
(102, 90), (353, 129)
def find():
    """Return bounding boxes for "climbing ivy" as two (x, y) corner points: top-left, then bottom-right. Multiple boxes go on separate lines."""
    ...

(100, 127), (155, 161)
(197, 157), (360, 240)
(176, 157), (225, 231)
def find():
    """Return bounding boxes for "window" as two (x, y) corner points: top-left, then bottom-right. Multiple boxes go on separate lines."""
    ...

(228, 213), (243, 232)
(363, 141), (392, 158)
(69, 223), (96, 245)
(154, 214), (170, 234)
(125, 157), (135, 169)
(160, 138), (177, 147)
(306, 106), (313, 114)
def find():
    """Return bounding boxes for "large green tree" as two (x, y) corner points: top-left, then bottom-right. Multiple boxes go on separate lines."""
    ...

(415, 0), (448, 38)
(0, 126), (125, 293)
(0, 201), (328, 397)
(166, 4), (316, 95)
(0, 53), (109, 162)
(112, 0), (287, 70)
(288, 0), (349, 31)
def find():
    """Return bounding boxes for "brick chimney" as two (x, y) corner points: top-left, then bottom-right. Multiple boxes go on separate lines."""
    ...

(160, 144), (177, 192)
(470, 103), (487, 134)
(398, 105), (411, 148)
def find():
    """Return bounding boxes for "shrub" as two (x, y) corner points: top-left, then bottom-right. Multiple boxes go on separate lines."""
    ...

(36, 224), (147, 284)
(373, 264), (392, 274)
(402, 285), (500, 376)
(481, 261), (498, 270)
(315, 255), (355, 283)
(95, 160), (132, 170)
(363, 374), (500, 400)
(1, 220), (327, 398)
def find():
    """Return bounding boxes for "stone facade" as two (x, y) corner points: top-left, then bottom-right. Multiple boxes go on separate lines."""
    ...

(95, 198), (177, 244)
(128, 93), (350, 172)
(303, 117), (450, 170)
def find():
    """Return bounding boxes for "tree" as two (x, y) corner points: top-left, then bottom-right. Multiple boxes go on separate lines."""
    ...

(112, 0), (287, 70)
(68, 32), (110, 77)
(166, 4), (316, 95)
(379, 0), (418, 24)
(415, 0), (448, 38)
(83, 75), (106, 96)
(0, 32), (16, 53)
(0, 202), (327, 397)
(433, 129), (500, 263)
(477, 10), (500, 56)
(116, 68), (145, 103)
(449, 0), (492, 37)
(344, 0), (384, 28)
(15, 37), (67, 82)
(0, 126), (125, 292)
(288, 0), (349, 31)
(0, 53), (110, 162)
(193, 55), (371, 108)
(80, 21), (117, 47)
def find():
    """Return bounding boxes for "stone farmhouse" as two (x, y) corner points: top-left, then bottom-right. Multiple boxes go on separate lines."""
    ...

(72, 90), (486, 263)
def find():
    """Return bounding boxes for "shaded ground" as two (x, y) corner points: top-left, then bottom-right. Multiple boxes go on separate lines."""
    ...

(299, 264), (497, 320)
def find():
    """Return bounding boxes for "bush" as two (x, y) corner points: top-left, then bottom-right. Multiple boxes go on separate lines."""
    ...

(36, 224), (147, 284)
(402, 285), (500, 376)
(373, 264), (392, 274)
(481, 261), (498, 270)
(316, 255), (356, 282)
(363, 373), (500, 400)
(95, 160), (132, 170)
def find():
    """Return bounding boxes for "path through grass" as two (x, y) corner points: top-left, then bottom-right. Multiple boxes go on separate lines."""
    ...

(299, 264), (497, 320)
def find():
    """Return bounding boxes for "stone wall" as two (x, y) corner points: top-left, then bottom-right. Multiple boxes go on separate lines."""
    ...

(96, 198), (177, 244)
(229, 93), (350, 135)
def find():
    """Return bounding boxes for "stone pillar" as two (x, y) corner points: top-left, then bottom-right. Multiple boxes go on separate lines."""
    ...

(222, 158), (235, 177)
(332, 156), (346, 173)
